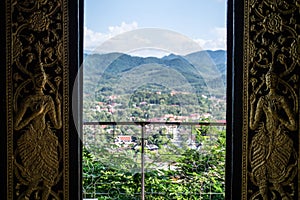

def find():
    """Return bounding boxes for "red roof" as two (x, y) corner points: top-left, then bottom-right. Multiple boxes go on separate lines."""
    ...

(118, 136), (131, 141)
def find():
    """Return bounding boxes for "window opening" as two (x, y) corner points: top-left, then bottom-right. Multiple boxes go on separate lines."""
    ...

(82, 0), (227, 199)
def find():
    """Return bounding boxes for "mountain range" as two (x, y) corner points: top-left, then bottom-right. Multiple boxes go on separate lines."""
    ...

(83, 50), (226, 98)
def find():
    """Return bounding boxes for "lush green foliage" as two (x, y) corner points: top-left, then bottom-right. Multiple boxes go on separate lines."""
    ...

(83, 127), (225, 200)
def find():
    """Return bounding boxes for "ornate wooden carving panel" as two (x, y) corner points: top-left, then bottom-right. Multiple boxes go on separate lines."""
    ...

(6, 0), (69, 199)
(243, 0), (300, 199)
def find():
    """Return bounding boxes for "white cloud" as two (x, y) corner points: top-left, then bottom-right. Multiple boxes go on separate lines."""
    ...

(84, 22), (138, 51)
(84, 27), (109, 51)
(84, 25), (226, 53)
(94, 28), (203, 55)
(108, 22), (138, 36)
(194, 27), (227, 50)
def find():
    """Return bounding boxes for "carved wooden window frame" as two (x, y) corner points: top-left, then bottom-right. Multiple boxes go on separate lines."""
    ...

(3, 0), (83, 199)
(3, 0), (299, 199)
(229, 0), (300, 199)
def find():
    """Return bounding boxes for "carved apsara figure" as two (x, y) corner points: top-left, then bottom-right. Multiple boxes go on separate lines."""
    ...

(249, 68), (297, 200)
(14, 62), (62, 200)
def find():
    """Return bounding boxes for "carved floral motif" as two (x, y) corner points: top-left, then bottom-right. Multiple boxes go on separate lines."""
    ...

(29, 11), (50, 31)
(290, 37), (300, 63)
(263, 13), (283, 34)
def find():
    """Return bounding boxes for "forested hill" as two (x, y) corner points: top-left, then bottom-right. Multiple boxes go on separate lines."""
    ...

(83, 50), (226, 97)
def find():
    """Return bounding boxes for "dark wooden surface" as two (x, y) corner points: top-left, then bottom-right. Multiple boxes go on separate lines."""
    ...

(226, 0), (244, 199)
(0, 0), (7, 199)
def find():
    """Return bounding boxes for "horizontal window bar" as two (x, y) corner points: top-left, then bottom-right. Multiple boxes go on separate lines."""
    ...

(83, 121), (226, 126)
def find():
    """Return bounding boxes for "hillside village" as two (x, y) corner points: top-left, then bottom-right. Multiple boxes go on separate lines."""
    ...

(82, 51), (227, 199)
(83, 50), (226, 153)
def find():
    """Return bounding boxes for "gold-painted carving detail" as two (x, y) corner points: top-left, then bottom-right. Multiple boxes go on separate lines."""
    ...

(244, 0), (300, 199)
(7, 0), (69, 199)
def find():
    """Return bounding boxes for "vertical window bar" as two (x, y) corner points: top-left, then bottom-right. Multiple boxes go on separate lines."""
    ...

(141, 124), (145, 200)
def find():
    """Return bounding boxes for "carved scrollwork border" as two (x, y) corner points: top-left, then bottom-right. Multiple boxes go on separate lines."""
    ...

(242, 1), (250, 199)
(243, 0), (300, 199)
(6, 0), (69, 199)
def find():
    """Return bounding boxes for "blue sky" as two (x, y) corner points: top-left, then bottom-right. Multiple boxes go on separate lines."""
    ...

(84, 0), (227, 54)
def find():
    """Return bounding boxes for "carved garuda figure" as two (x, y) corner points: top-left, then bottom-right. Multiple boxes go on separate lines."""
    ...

(249, 68), (297, 200)
(14, 62), (62, 200)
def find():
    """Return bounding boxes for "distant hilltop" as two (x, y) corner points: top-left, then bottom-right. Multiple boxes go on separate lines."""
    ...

(83, 50), (227, 97)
